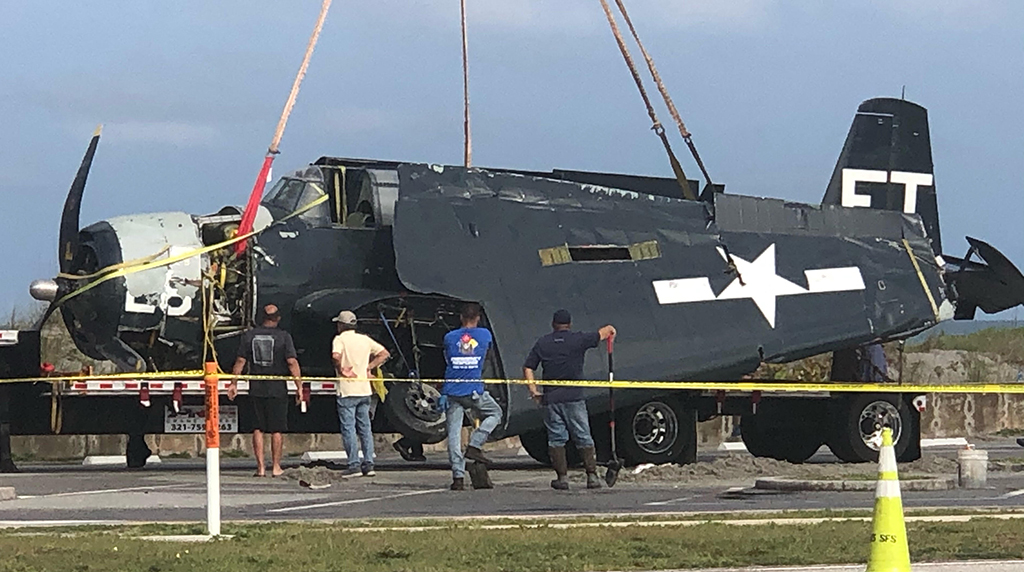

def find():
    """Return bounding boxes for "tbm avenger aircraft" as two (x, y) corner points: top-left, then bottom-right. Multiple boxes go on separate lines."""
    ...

(13, 97), (1024, 469)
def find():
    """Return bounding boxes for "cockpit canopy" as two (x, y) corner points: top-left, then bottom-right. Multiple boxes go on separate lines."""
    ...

(261, 165), (398, 229)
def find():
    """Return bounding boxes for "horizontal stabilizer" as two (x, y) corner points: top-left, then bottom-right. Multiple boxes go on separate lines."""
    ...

(943, 237), (1024, 319)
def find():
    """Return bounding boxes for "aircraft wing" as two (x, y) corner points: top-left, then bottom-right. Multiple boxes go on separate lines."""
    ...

(392, 165), (948, 385)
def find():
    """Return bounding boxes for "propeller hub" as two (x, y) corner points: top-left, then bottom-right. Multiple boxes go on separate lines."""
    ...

(29, 279), (59, 302)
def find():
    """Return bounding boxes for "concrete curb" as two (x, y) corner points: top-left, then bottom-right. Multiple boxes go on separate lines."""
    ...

(0, 487), (14, 501)
(754, 475), (956, 492)
(82, 455), (161, 466)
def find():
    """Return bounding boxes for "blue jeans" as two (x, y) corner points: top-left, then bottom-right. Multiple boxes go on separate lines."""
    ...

(445, 391), (502, 479)
(545, 400), (595, 448)
(336, 395), (374, 470)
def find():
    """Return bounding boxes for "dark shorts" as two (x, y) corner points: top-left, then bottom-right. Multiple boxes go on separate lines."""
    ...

(250, 396), (288, 433)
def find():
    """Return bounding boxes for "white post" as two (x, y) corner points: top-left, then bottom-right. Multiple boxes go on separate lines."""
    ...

(204, 362), (221, 536)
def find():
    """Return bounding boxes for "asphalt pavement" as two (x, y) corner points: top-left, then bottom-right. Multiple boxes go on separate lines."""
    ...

(0, 442), (1022, 526)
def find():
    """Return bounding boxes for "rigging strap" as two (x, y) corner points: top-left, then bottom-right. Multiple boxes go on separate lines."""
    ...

(597, 0), (696, 200)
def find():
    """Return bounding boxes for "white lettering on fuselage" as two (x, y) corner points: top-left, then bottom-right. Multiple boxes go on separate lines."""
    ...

(841, 168), (933, 214)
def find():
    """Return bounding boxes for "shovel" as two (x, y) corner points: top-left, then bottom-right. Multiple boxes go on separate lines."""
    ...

(605, 335), (623, 487)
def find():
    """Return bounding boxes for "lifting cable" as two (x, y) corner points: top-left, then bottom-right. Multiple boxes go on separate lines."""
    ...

(597, 0), (695, 201)
(461, 0), (472, 167)
(609, 0), (714, 190)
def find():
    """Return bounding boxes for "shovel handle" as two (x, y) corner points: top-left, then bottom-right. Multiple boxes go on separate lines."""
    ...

(606, 335), (614, 375)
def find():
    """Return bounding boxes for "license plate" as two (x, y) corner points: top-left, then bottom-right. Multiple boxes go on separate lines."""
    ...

(164, 405), (238, 434)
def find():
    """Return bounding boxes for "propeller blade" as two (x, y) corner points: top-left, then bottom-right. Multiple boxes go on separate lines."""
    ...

(59, 125), (102, 273)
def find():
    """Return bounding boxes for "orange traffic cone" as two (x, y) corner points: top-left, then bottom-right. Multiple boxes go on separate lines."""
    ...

(866, 427), (911, 572)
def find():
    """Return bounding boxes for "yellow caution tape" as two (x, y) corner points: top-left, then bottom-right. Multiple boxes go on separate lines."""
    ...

(4, 370), (1024, 394)
(51, 193), (329, 310)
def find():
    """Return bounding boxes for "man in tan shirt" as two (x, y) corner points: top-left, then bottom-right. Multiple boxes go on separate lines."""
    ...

(331, 310), (390, 477)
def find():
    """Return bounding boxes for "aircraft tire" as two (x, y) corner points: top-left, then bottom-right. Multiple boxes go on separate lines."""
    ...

(616, 399), (696, 466)
(828, 394), (912, 463)
(382, 382), (446, 445)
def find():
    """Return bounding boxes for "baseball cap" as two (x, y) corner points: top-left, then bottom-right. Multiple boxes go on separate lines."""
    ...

(332, 310), (358, 326)
(258, 304), (281, 322)
(552, 309), (572, 325)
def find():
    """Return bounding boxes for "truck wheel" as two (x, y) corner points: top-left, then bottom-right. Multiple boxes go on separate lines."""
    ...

(617, 399), (696, 466)
(741, 404), (824, 463)
(780, 428), (825, 464)
(518, 429), (582, 466)
(828, 394), (912, 463)
(740, 413), (775, 458)
(897, 401), (922, 462)
(383, 382), (446, 445)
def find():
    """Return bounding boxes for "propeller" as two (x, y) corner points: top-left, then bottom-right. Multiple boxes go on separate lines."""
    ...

(33, 127), (103, 328)
(59, 125), (102, 274)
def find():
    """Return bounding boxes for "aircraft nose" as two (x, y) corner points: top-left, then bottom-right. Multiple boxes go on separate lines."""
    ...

(29, 279), (58, 302)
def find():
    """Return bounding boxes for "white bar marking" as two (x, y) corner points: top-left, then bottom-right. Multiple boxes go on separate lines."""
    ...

(652, 277), (716, 305)
(805, 267), (865, 293)
(266, 488), (447, 514)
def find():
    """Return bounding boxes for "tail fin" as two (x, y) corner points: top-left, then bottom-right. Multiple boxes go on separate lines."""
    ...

(821, 98), (941, 254)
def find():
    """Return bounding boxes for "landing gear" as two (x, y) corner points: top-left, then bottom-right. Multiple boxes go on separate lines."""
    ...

(382, 382), (446, 445)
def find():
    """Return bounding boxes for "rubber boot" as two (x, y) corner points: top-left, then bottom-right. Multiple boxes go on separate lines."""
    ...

(464, 445), (494, 467)
(581, 446), (602, 489)
(549, 447), (569, 490)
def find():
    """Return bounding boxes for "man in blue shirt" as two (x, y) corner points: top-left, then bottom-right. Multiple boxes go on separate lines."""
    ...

(524, 309), (616, 490)
(441, 303), (503, 491)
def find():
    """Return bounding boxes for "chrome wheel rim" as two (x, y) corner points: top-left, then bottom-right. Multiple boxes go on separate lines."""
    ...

(632, 401), (678, 455)
(859, 400), (901, 451)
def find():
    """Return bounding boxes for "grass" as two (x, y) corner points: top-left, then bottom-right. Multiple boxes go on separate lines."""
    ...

(2, 519), (1024, 572)
(909, 327), (1024, 365)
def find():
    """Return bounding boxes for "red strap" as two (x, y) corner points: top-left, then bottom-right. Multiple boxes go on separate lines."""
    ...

(234, 154), (276, 255)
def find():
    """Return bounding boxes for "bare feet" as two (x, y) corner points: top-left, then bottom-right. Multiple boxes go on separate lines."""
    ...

(271, 467), (284, 477)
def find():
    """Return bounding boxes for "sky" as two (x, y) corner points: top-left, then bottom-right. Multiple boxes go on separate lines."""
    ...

(1, 0), (1022, 321)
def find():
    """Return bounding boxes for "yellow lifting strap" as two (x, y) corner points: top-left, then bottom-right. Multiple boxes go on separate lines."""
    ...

(597, 0), (696, 201)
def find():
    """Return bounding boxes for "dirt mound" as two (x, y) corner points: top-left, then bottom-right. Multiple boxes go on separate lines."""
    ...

(279, 466), (351, 487)
(573, 454), (961, 485)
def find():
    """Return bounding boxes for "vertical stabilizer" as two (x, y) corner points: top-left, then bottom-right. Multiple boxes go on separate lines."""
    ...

(822, 98), (941, 254)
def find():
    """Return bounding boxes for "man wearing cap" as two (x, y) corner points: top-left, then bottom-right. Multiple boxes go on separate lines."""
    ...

(228, 304), (302, 477)
(524, 309), (615, 490)
(331, 310), (391, 477)
(441, 302), (502, 491)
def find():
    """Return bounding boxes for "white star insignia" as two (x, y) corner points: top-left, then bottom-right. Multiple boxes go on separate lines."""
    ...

(652, 244), (866, 328)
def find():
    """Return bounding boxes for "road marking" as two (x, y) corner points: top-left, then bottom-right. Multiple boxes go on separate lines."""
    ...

(1000, 489), (1024, 499)
(14, 484), (191, 500)
(645, 496), (693, 506)
(266, 488), (447, 513)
